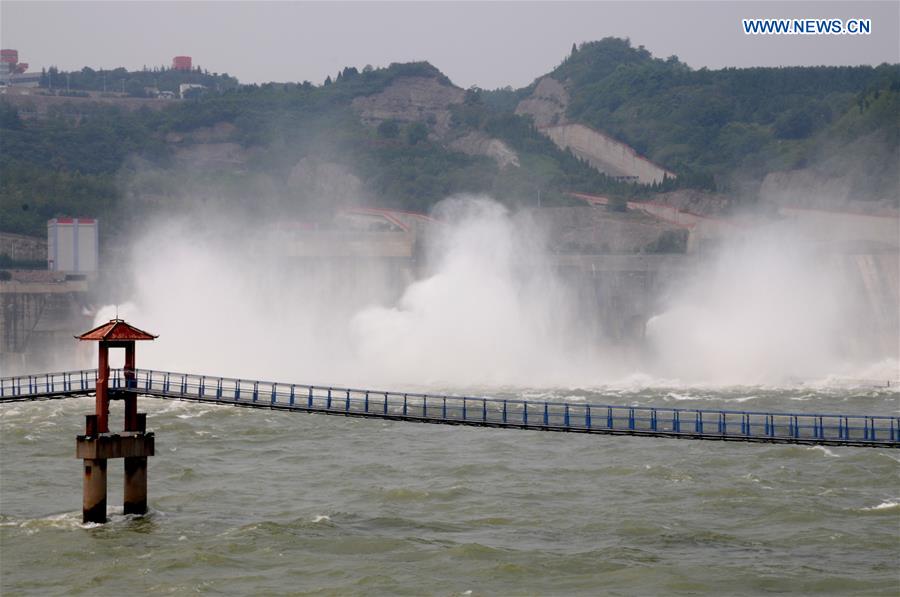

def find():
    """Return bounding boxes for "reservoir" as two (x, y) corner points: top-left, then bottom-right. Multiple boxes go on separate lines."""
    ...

(2, 385), (897, 595)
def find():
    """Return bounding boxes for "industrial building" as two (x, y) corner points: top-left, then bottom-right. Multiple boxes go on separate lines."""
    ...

(0, 48), (39, 87)
(47, 218), (98, 273)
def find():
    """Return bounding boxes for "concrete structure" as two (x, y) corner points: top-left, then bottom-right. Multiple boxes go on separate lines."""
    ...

(47, 218), (98, 273)
(0, 49), (35, 87)
(75, 319), (157, 523)
(1, 49), (27, 74)
(0, 272), (91, 374)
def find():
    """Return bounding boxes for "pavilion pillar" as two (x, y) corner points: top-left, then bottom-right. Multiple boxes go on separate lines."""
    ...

(96, 344), (109, 434)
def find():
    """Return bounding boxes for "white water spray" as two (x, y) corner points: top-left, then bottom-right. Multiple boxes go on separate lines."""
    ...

(96, 197), (897, 389)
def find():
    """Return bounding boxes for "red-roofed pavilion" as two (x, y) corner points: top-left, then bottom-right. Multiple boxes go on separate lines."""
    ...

(77, 318), (157, 434)
(75, 318), (157, 523)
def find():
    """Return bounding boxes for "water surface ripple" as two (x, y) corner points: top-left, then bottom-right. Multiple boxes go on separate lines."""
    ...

(2, 388), (898, 595)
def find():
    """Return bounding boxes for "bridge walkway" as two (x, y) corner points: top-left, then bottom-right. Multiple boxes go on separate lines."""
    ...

(2, 369), (898, 448)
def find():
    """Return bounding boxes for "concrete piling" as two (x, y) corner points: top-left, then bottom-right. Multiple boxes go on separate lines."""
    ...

(82, 458), (108, 524)
(123, 456), (148, 515)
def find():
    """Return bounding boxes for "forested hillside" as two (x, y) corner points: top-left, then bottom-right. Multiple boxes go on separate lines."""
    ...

(1, 39), (897, 239)
(548, 38), (899, 193)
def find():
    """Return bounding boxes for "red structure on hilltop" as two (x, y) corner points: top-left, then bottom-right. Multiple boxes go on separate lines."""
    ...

(1, 49), (29, 74)
(172, 55), (192, 71)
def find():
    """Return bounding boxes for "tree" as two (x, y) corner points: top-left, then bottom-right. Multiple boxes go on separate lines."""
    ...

(406, 121), (428, 145)
(774, 110), (814, 139)
(571, 43), (578, 57)
(125, 78), (146, 97)
(377, 119), (400, 139)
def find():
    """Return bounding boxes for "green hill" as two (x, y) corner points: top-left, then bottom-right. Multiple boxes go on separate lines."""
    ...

(548, 38), (899, 193)
(1, 40), (897, 239)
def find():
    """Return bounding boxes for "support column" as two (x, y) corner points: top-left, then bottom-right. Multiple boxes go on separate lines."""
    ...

(96, 345), (109, 433)
(123, 413), (148, 516)
(83, 458), (107, 524)
(124, 343), (137, 430)
(123, 457), (147, 515)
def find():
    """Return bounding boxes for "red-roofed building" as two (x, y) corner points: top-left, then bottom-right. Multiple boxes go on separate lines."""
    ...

(76, 318), (156, 434)
(76, 318), (157, 342)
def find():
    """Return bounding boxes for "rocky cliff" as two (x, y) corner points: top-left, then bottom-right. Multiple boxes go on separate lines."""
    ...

(516, 77), (673, 185)
(544, 124), (673, 185)
(352, 76), (465, 137)
(514, 77), (569, 128)
(448, 132), (520, 168)
(352, 76), (520, 169)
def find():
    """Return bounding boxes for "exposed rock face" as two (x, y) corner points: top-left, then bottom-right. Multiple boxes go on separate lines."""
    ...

(448, 132), (520, 168)
(514, 77), (569, 128)
(353, 76), (519, 168)
(352, 76), (465, 136)
(516, 77), (672, 184)
(545, 124), (673, 184)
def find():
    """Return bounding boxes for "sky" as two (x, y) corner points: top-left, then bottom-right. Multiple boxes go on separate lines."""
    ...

(1, 1), (898, 89)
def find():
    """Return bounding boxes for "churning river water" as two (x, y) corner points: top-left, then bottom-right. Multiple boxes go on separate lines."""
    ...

(1, 386), (898, 596)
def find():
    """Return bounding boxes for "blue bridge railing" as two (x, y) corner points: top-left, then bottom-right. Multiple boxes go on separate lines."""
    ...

(1, 368), (898, 448)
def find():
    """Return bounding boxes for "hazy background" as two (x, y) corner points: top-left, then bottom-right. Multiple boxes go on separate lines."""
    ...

(3, 1), (898, 88)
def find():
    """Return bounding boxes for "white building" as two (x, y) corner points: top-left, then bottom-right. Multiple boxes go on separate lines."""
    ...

(47, 218), (98, 273)
(178, 83), (205, 98)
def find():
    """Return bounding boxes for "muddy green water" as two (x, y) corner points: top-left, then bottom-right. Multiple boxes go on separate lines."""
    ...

(1, 387), (898, 596)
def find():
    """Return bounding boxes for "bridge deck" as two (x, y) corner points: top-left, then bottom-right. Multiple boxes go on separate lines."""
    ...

(2, 369), (897, 448)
